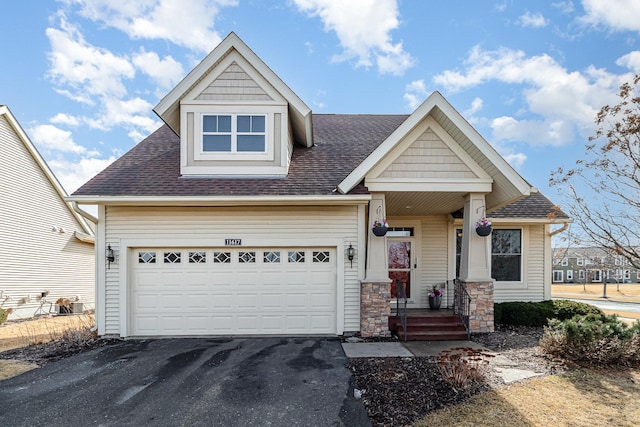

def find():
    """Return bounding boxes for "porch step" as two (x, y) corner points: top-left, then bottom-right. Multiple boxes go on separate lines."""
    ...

(389, 313), (468, 341)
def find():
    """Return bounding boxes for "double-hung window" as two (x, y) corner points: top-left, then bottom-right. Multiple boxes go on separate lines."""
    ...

(202, 114), (266, 153)
(491, 229), (522, 282)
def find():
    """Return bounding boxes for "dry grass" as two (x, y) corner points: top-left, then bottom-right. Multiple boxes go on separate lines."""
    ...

(0, 314), (95, 352)
(553, 283), (640, 302)
(414, 368), (640, 427)
(0, 314), (96, 381)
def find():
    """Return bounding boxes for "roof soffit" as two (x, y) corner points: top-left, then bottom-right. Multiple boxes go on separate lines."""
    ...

(154, 32), (313, 146)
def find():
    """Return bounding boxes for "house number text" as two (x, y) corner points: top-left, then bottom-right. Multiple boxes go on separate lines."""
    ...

(225, 239), (242, 246)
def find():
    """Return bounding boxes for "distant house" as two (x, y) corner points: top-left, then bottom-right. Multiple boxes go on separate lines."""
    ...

(0, 105), (95, 320)
(552, 247), (640, 285)
(70, 33), (570, 338)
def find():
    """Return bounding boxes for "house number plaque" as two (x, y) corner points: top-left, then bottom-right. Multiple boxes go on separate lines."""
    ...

(225, 239), (242, 246)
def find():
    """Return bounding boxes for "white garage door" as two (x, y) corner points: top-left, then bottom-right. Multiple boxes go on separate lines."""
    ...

(130, 248), (336, 336)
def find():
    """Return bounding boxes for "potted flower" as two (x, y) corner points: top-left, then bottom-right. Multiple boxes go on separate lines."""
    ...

(372, 218), (389, 236)
(475, 217), (492, 236)
(428, 285), (442, 310)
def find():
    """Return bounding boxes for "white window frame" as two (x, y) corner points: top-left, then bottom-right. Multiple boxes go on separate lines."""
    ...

(624, 269), (631, 280)
(196, 111), (271, 160)
(566, 270), (573, 281)
(561, 258), (568, 266)
(579, 270), (586, 280)
(490, 228), (523, 284)
(577, 258), (584, 266)
(553, 270), (564, 283)
(593, 269), (602, 282)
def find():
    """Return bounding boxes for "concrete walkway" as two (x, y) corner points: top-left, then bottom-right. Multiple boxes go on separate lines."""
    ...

(342, 340), (542, 384)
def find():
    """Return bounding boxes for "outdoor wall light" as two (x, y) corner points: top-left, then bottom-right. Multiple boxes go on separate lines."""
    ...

(106, 245), (115, 269)
(348, 243), (355, 267)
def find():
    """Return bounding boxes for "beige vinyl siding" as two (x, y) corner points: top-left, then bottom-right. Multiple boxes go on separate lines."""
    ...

(0, 115), (94, 319)
(195, 62), (274, 101)
(419, 216), (450, 306)
(103, 205), (361, 335)
(494, 224), (546, 302)
(380, 129), (476, 179)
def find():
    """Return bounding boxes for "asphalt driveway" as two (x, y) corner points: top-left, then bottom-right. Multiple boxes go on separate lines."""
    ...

(0, 337), (370, 426)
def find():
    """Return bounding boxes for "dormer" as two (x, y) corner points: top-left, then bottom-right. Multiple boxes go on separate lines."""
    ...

(154, 32), (313, 177)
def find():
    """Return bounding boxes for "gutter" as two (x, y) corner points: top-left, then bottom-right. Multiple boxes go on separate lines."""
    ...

(71, 201), (98, 224)
(66, 194), (372, 206)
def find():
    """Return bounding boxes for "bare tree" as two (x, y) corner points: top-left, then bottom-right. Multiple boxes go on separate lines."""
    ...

(551, 75), (640, 269)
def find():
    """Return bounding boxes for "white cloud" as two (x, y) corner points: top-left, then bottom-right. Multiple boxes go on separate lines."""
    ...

(581, 0), (640, 32)
(48, 156), (117, 194)
(62, 0), (237, 53)
(433, 45), (631, 145)
(552, 1), (575, 14)
(46, 15), (135, 100)
(503, 152), (527, 168)
(403, 79), (428, 110)
(50, 113), (80, 127)
(132, 49), (185, 89)
(29, 124), (86, 154)
(464, 97), (484, 116)
(91, 97), (160, 138)
(616, 51), (640, 72)
(518, 11), (549, 28)
(293, 0), (415, 75)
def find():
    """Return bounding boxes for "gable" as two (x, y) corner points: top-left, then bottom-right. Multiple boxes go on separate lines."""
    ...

(338, 91), (534, 209)
(154, 32), (312, 148)
(378, 128), (477, 180)
(194, 61), (274, 102)
(364, 115), (492, 192)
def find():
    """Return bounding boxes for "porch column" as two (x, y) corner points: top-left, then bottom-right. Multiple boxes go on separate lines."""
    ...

(459, 192), (494, 333)
(361, 192), (391, 337)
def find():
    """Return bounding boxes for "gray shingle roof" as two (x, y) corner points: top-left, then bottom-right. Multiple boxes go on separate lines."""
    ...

(72, 113), (568, 220)
(73, 114), (408, 197)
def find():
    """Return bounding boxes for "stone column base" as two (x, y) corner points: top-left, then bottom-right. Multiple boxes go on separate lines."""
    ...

(360, 280), (391, 337)
(460, 279), (494, 333)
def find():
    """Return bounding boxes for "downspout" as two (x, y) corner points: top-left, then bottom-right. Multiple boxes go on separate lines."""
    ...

(548, 222), (569, 237)
(71, 201), (98, 224)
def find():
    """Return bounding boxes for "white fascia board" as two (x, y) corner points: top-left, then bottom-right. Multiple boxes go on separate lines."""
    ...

(0, 106), (94, 236)
(66, 194), (372, 206)
(365, 180), (493, 193)
(154, 32), (313, 147)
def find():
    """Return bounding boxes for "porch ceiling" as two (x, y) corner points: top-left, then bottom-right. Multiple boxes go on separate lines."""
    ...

(385, 191), (467, 216)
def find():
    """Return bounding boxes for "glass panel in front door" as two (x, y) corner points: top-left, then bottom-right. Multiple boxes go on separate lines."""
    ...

(388, 241), (411, 298)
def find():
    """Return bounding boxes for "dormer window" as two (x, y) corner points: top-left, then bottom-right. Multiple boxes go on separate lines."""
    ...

(202, 114), (266, 153)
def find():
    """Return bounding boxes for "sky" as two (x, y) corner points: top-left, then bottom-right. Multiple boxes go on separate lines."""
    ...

(1, 0), (639, 211)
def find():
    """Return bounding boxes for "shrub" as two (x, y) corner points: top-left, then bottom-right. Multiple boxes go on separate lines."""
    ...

(0, 308), (8, 325)
(436, 347), (494, 390)
(494, 300), (603, 327)
(540, 314), (640, 364)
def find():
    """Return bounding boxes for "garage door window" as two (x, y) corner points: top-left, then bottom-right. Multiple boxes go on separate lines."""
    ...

(288, 251), (305, 263)
(189, 251), (206, 263)
(213, 252), (231, 263)
(239, 251), (256, 263)
(264, 251), (281, 263)
(138, 251), (156, 263)
(313, 251), (330, 263)
(164, 251), (181, 263)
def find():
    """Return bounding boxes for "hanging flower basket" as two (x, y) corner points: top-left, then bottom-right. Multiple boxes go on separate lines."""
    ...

(475, 217), (492, 236)
(372, 219), (389, 236)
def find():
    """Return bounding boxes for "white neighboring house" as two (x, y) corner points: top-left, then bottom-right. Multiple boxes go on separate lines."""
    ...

(0, 105), (95, 320)
(69, 33), (570, 339)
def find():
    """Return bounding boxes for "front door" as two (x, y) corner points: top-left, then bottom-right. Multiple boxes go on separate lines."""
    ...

(388, 238), (415, 301)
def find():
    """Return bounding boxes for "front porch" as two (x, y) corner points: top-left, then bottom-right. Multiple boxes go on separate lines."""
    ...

(389, 308), (468, 341)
